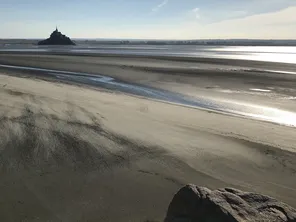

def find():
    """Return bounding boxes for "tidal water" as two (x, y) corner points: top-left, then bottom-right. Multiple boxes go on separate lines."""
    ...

(1, 44), (296, 64)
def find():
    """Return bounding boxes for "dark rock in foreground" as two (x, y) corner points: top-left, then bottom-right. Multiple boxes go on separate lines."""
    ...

(38, 28), (75, 45)
(165, 184), (296, 222)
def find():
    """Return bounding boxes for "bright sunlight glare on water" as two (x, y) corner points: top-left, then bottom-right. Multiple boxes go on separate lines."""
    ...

(212, 46), (296, 64)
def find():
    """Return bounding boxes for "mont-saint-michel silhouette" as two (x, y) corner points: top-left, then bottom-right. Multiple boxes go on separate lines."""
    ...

(38, 27), (75, 45)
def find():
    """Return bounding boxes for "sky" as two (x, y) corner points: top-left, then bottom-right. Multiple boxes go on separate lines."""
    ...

(1, 0), (296, 39)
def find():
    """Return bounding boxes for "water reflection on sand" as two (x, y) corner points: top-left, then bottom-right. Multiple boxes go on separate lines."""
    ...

(1, 64), (296, 127)
(1, 45), (296, 64)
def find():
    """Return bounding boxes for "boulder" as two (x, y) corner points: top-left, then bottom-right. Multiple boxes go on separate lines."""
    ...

(165, 184), (296, 222)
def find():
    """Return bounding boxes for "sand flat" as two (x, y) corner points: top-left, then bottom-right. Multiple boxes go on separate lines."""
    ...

(0, 72), (296, 221)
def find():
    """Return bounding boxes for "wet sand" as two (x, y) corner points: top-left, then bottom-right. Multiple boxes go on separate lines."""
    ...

(0, 54), (296, 221)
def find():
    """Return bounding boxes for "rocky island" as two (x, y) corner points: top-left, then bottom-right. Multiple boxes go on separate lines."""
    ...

(38, 27), (75, 45)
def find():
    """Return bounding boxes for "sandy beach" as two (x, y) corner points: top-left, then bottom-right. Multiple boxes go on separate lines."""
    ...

(0, 53), (296, 221)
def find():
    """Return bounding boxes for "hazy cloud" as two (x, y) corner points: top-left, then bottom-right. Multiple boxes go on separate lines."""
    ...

(179, 6), (296, 39)
(152, 0), (168, 12)
(192, 8), (200, 19)
(98, 6), (296, 39)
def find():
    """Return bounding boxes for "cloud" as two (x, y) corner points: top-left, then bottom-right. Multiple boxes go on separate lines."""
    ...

(191, 8), (200, 19)
(111, 6), (296, 39)
(152, 0), (168, 12)
(202, 6), (296, 39)
(68, 6), (296, 39)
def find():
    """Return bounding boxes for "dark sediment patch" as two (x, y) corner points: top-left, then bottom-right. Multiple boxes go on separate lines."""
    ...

(0, 106), (165, 172)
